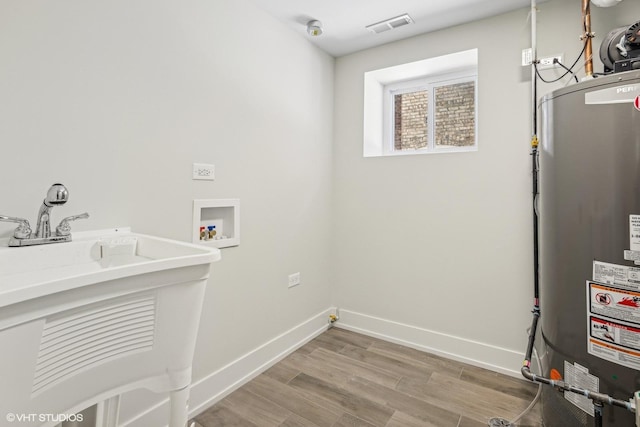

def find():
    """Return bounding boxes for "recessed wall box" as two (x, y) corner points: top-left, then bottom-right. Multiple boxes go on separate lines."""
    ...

(192, 199), (239, 248)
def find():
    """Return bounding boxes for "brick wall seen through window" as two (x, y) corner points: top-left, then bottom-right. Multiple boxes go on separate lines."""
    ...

(394, 91), (428, 150)
(435, 81), (475, 148)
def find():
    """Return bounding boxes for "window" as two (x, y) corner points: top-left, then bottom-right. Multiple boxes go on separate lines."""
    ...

(363, 49), (478, 157)
(392, 87), (429, 151)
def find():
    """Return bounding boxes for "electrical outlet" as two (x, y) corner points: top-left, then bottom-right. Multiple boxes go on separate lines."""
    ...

(288, 272), (301, 288)
(193, 163), (215, 181)
(538, 54), (564, 70)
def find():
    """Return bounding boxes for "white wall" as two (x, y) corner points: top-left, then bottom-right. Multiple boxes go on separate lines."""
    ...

(331, 0), (640, 373)
(0, 0), (334, 423)
(2, 0), (639, 423)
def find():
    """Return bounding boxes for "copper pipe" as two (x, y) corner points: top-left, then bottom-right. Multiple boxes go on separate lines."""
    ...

(582, 0), (594, 76)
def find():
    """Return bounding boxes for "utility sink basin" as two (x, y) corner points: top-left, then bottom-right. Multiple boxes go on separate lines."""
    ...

(0, 228), (221, 427)
(0, 227), (220, 308)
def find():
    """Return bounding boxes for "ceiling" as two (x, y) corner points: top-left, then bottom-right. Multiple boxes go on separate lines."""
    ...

(246, 0), (535, 57)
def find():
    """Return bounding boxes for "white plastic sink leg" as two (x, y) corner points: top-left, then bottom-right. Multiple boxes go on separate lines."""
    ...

(169, 386), (190, 427)
(96, 396), (120, 427)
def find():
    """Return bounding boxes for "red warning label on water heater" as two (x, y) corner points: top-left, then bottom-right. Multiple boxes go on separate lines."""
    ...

(590, 317), (640, 351)
(635, 95), (640, 111)
(587, 281), (640, 370)
(588, 282), (640, 325)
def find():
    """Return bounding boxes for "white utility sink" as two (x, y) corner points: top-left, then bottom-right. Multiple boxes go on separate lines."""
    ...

(0, 228), (220, 427)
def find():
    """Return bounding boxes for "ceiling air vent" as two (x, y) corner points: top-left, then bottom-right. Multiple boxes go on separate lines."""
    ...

(366, 13), (414, 34)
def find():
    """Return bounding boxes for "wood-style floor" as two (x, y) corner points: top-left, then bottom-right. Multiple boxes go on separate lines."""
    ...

(192, 327), (542, 427)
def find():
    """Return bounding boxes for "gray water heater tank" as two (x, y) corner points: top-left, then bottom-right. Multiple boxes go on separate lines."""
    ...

(539, 71), (640, 426)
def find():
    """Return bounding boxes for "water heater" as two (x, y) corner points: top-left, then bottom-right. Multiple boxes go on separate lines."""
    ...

(539, 71), (640, 426)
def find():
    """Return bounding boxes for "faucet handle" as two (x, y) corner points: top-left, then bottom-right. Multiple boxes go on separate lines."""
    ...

(55, 212), (89, 236)
(0, 215), (32, 239)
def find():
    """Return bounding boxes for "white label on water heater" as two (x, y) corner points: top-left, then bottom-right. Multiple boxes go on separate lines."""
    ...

(563, 361), (598, 416)
(624, 250), (640, 265)
(593, 261), (640, 291)
(630, 215), (640, 251)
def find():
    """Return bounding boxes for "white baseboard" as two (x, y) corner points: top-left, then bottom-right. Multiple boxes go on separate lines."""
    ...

(120, 308), (334, 427)
(335, 309), (525, 379)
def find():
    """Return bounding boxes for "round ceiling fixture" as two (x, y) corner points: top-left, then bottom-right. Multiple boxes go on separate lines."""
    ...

(306, 20), (323, 37)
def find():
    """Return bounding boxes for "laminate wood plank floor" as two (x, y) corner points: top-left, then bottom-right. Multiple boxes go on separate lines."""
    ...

(192, 327), (541, 427)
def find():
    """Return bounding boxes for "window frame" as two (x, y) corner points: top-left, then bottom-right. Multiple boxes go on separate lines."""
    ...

(382, 71), (478, 156)
(362, 48), (479, 158)
(383, 81), (429, 155)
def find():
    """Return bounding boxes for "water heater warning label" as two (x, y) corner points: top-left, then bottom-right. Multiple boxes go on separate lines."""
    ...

(588, 282), (640, 325)
(587, 281), (640, 370)
(588, 323), (640, 371)
(590, 317), (640, 352)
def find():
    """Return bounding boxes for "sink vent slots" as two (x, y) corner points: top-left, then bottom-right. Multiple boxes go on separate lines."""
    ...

(31, 294), (156, 396)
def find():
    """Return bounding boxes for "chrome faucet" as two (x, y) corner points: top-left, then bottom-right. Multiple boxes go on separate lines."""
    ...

(36, 183), (69, 238)
(0, 183), (89, 247)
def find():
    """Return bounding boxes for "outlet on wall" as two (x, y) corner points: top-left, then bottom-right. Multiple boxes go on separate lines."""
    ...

(521, 49), (564, 71)
(288, 272), (301, 288)
(193, 163), (215, 180)
(537, 54), (564, 70)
